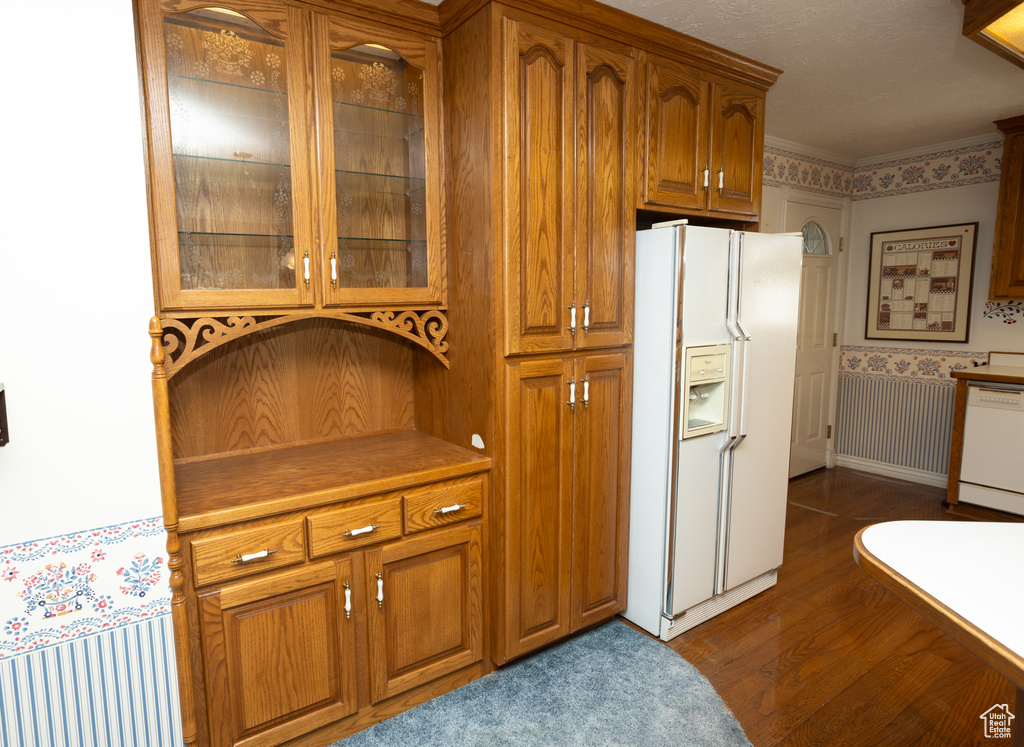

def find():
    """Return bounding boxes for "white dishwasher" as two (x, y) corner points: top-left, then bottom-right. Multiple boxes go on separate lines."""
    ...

(959, 383), (1024, 515)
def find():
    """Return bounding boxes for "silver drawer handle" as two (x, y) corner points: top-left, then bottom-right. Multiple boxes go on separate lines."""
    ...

(231, 548), (278, 564)
(343, 524), (380, 537)
(434, 503), (466, 515)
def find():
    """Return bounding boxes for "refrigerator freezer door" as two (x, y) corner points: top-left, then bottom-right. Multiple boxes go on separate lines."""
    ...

(668, 226), (733, 616)
(623, 227), (681, 635)
(724, 232), (802, 591)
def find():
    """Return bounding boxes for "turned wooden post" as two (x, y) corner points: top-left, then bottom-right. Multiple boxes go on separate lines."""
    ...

(150, 317), (197, 747)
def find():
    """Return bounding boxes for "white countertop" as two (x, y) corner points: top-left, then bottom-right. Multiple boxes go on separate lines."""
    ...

(859, 521), (1024, 659)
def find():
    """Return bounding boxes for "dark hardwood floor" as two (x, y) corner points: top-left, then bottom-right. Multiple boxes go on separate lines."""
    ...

(647, 467), (1020, 746)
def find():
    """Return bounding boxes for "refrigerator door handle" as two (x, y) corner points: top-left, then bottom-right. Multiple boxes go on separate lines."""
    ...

(715, 433), (743, 596)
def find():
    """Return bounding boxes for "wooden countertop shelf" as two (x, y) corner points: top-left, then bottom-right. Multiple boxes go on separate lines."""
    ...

(174, 429), (491, 532)
(951, 365), (1024, 385)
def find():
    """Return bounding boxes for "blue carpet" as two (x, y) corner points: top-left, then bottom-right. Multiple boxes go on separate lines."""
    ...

(334, 620), (751, 746)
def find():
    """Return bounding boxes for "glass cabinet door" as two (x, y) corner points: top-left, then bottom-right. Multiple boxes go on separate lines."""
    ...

(317, 18), (444, 307)
(145, 4), (315, 310)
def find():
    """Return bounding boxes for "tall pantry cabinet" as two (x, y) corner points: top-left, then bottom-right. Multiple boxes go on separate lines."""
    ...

(440, 6), (636, 664)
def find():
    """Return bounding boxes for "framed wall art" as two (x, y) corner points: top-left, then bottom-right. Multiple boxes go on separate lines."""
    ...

(865, 223), (977, 342)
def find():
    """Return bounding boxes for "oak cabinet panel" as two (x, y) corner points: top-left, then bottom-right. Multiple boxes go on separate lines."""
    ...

(503, 19), (576, 355)
(500, 354), (630, 662)
(503, 358), (576, 658)
(575, 42), (638, 350)
(364, 523), (484, 703)
(708, 79), (764, 218)
(642, 56), (765, 221)
(570, 354), (631, 631)
(643, 58), (709, 211)
(199, 559), (358, 747)
(991, 115), (1024, 300)
(191, 519), (306, 587)
(503, 17), (636, 355)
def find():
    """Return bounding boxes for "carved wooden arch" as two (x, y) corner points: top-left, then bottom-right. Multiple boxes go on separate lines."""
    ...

(587, 62), (626, 88)
(659, 83), (701, 108)
(152, 309), (450, 378)
(720, 101), (756, 124)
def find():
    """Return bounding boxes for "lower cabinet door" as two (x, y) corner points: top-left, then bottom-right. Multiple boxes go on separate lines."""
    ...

(571, 353), (632, 631)
(199, 558), (358, 747)
(364, 523), (483, 704)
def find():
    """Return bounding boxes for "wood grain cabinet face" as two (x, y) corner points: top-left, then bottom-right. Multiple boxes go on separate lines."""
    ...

(642, 57), (765, 221)
(199, 559), (358, 747)
(140, 2), (316, 311)
(137, 0), (445, 313)
(191, 519), (306, 587)
(502, 17), (636, 356)
(991, 116), (1024, 300)
(364, 524), (483, 704)
(500, 354), (631, 662)
(314, 14), (446, 307)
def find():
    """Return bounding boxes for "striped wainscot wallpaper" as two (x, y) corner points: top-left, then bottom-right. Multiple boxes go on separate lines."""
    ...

(835, 346), (988, 483)
(0, 519), (181, 746)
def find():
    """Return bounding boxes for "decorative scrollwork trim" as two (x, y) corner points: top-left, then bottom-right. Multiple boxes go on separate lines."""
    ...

(158, 310), (450, 377)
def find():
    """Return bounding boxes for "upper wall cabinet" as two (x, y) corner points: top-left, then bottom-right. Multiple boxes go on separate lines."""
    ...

(502, 15), (637, 356)
(641, 56), (765, 221)
(137, 0), (445, 313)
(991, 114), (1024, 300)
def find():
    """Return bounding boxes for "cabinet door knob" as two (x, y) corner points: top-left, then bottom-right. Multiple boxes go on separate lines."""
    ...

(567, 377), (576, 410)
(716, 169), (724, 191)
(567, 303), (577, 335)
(583, 301), (590, 333)
(701, 165), (709, 190)
(582, 375), (589, 408)
(376, 572), (384, 609)
(330, 252), (337, 288)
(343, 581), (351, 620)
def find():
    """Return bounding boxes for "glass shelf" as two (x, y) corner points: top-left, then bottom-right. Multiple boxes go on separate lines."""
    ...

(177, 232), (297, 291)
(335, 237), (426, 247)
(173, 153), (291, 176)
(336, 170), (425, 196)
(332, 101), (424, 139)
(179, 231), (295, 240)
(169, 72), (289, 100)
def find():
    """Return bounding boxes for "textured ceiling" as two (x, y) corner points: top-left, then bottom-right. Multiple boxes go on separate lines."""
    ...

(436, 0), (1024, 161)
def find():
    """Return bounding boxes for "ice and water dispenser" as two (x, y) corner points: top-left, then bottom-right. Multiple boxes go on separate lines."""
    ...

(681, 344), (730, 438)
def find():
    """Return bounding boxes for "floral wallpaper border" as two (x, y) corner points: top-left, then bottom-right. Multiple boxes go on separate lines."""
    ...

(984, 300), (1024, 324)
(763, 147), (854, 199)
(851, 140), (1003, 200)
(839, 345), (989, 385)
(1, 517), (169, 659)
(765, 140), (1003, 202)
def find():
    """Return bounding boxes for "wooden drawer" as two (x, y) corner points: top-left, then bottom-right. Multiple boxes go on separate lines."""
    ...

(191, 520), (306, 587)
(307, 497), (403, 558)
(403, 478), (483, 534)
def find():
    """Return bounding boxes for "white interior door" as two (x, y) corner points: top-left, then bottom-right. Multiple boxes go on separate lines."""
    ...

(786, 201), (841, 478)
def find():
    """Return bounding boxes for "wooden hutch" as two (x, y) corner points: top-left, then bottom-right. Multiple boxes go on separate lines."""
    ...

(134, 0), (780, 743)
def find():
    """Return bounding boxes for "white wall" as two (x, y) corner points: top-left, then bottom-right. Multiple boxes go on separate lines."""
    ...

(845, 181), (1017, 354)
(0, 0), (160, 544)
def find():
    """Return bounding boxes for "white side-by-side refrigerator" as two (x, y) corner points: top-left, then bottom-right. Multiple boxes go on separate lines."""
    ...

(624, 223), (802, 641)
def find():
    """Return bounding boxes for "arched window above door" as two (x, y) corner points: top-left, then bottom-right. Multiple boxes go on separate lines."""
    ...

(802, 221), (829, 255)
